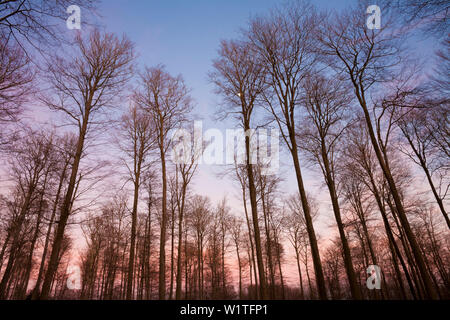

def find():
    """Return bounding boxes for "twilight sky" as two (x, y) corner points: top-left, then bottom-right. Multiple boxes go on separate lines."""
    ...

(4, 1), (438, 284)
(63, 0), (435, 242)
(82, 1), (359, 284)
(88, 0), (357, 217)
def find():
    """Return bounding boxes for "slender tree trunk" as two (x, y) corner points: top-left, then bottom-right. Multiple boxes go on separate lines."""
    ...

(305, 257), (314, 299)
(126, 183), (138, 299)
(175, 184), (187, 300)
(241, 187), (258, 298)
(387, 197), (424, 299)
(235, 241), (242, 299)
(320, 142), (361, 299)
(295, 246), (304, 299)
(39, 111), (90, 299)
(21, 180), (48, 299)
(364, 155), (418, 299)
(0, 231), (10, 271)
(401, 129), (450, 228)
(260, 187), (275, 299)
(32, 160), (68, 299)
(275, 232), (285, 300)
(184, 226), (188, 300)
(145, 184), (153, 299)
(159, 141), (167, 300)
(0, 184), (35, 299)
(290, 136), (327, 299)
(221, 228), (226, 297)
(244, 122), (267, 300)
(356, 88), (438, 299)
(421, 162), (449, 228)
(169, 202), (175, 300)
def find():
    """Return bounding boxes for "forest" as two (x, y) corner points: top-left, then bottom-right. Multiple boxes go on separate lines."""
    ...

(0, 0), (448, 300)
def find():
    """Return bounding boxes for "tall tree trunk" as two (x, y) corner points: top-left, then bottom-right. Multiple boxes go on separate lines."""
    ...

(260, 186), (275, 299)
(244, 122), (267, 300)
(169, 201), (175, 300)
(363, 153), (418, 299)
(221, 227), (226, 298)
(175, 184), (187, 300)
(289, 135), (327, 300)
(241, 186), (258, 298)
(127, 159), (142, 300)
(295, 246), (304, 299)
(39, 111), (90, 299)
(0, 231), (10, 271)
(0, 184), (35, 299)
(275, 232), (285, 300)
(32, 160), (68, 299)
(20, 177), (48, 299)
(158, 142), (167, 300)
(420, 160), (449, 228)
(320, 141), (361, 299)
(304, 257), (314, 299)
(235, 241), (242, 299)
(356, 88), (438, 299)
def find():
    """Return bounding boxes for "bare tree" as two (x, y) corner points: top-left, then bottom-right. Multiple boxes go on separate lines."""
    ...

(0, 129), (56, 299)
(383, 0), (449, 37)
(174, 136), (199, 300)
(30, 133), (76, 299)
(188, 195), (211, 299)
(134, 65), (193, 299)
(341, 121), (420, 299)
(229, 216), (244, 299)
(209, 39), (268, 299)
(319, 3), (439, 299)
(38, 30), (135, 299)
(0, 0), (98, 53)
(118, 105), (156, 299)
(283, 208), (305, 299)
(254, 164), (283, 298)
(286, 193), (319, 299)
(0, 0), (448, 302)
(247, 1), (327, 299)
(397, 108), (449, 228)
(0, 36), (34, 124)
(297, 73), (361, 299)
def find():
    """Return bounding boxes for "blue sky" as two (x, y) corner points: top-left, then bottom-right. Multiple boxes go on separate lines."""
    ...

(96, 0), (356, 119)
(94, 0), (433, 126)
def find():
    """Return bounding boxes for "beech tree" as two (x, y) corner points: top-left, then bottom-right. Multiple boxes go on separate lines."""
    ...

(134, 65), (193, 299)
(397, 108), (449, 228)
(38, 30), (135, 299)
(173, 126), (200, 300)
(229, 216), (244, 299)
(319, 3), (439, 299)
(118, 105), (156, 299)
(286, 193), (320, 299)
(209, 39), (268, 299)
(0, 130), (57, 299)
(247, 2), (328, 299)
(297, 73), (361, 299)
(0, 0), (448, 302)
